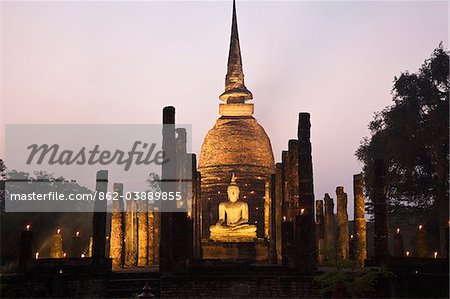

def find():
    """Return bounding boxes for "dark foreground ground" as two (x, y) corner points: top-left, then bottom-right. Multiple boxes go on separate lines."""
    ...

(1, 257), (448, 298)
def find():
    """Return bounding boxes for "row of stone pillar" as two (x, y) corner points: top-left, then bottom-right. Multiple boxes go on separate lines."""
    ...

(109, 184), (160, 270)
(108, 106), (200, 273)
(110, 106), (200, 272)
(158, 106), (200, 272)
(315, 159), (439, 266)
(315, 174), (367, 266)
(272, 113), (316, 271)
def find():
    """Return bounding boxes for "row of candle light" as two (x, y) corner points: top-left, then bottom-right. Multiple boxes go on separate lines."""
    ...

(278, 220), (441, 259)
(34, 252), (87, 259)
(395, 224), (439, 258)
(25, 225), (89, 259)
(24, 219), (443, 259)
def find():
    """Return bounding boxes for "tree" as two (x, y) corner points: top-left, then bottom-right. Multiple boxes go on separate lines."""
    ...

(356, 44), (449, 254)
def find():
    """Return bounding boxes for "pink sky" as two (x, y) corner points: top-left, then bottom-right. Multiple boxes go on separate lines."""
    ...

(1, 1), (448, 218)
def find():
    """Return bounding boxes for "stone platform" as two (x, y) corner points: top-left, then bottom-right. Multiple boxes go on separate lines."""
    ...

(202, 238), (269, 262)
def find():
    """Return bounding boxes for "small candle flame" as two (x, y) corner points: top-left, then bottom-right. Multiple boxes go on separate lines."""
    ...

(35, 252), (39, 259)
(406, 251), (410, 257)
(81, 253), (86, 258)
(63, 253), (67, 258)
(106, 236), (109, 240)
(300, 208), (305, 215)
(76, 231), (80, 237)
(59, 269), (63, 274)
(283, 216), (287, 222)
(418, 225), (423, 230)
(187, 211), (192, 218)
(57, 229), (61, 234)
(396, 228), (400, 234)
(433, 252), (438, 258)
(26, 224), (31, 231)
(350, 234), (354, 239)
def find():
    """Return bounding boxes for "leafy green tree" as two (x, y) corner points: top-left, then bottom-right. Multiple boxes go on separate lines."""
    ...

(356, 44), (449, 254)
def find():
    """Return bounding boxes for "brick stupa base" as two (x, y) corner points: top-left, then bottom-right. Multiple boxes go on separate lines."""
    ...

(202, 238), (268, 262)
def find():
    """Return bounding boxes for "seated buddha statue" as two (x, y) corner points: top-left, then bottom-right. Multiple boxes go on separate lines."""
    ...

(209, 173), (257, 242)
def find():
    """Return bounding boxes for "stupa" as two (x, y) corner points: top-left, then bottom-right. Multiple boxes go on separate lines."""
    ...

(198, 0), (275, 260)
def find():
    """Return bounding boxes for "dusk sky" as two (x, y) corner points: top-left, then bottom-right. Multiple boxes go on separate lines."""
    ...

(1, 1), (448, 218)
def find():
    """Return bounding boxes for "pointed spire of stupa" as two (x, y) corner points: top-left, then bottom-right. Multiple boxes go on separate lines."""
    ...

(219, 0), (253, 103)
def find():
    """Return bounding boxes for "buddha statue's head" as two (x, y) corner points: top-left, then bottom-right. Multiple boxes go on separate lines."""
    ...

(227, 173), (240, 203)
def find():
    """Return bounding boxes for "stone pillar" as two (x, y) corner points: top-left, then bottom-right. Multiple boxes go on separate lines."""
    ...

(349, 234), (356, 260)
(50, 229), (64, 258)
(316, 200), (325, 264)
(275, 163), (284, 264)
(70, 231), (82, 258)
(446, 225), (449, 258)
(323, 193), (335, 259)
(336, 186), (349, 260)
(353, 174), (367, 267)
(184, 161), (195, 263)
(373, 159), (390, 262)
(281, 220), (294, 266)
(110, 183), (124, 270)
(296, 113), (316, 271)
(159, 106), (177, 272)
(269, 174), (277, 264)
(138, 200), (148, 267)
(416, 225), (427, 257)
(394, 228), (404, 257)
(169, 127), (189, 271)
(281, 151), (290, 222)
(92, 170), (108, 263)
(147, 207), (161, 266)
(264, 178), (271, 239)
(125, 198), (137, 267)
(147, 210), (155, 265)
(286, 140), (299, 221)
(88, 237), (93, 256)
(192, 163), (202, 260)
(18, 225), (33, 273)
(153, 212), (161, 264)
(186, 211), (194, 262)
